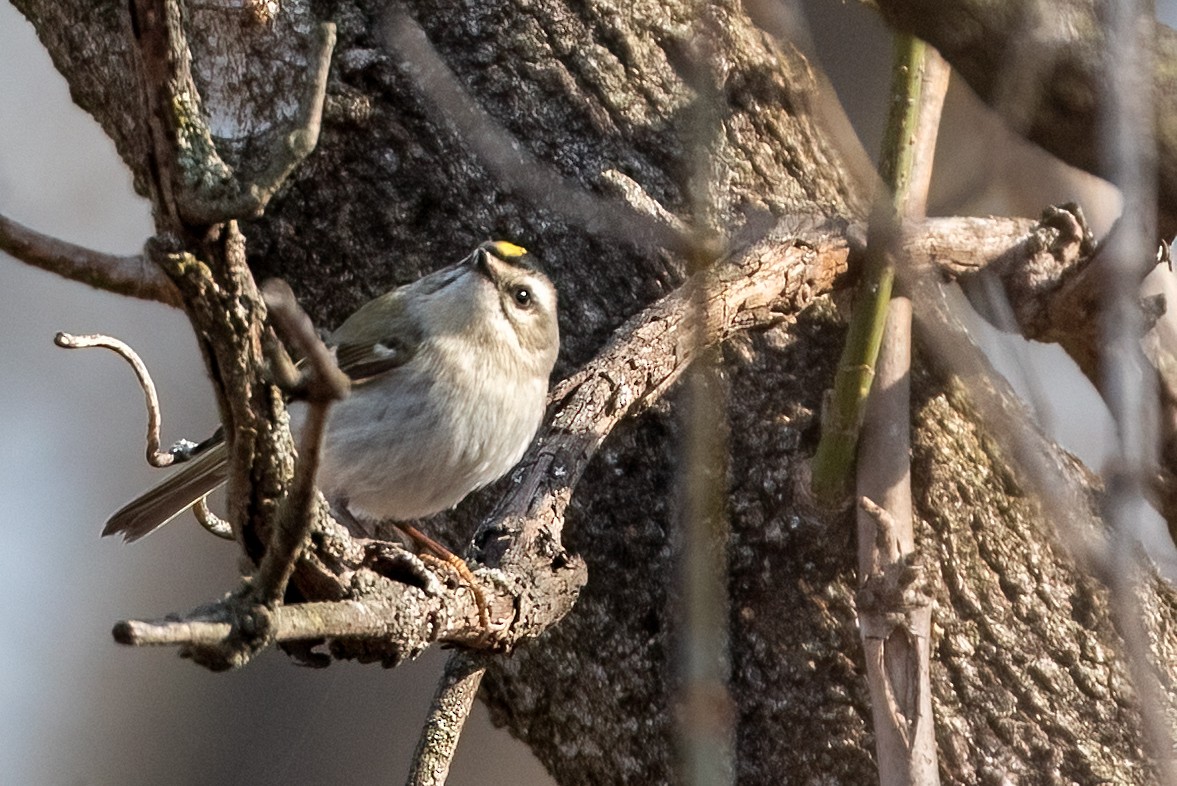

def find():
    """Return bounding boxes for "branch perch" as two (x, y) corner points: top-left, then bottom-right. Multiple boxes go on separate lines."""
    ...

(114, 597), (436, 646)
(113, 217), (856, 663)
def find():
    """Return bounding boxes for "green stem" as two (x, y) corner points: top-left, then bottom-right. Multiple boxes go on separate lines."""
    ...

(810, 33), (928, 506)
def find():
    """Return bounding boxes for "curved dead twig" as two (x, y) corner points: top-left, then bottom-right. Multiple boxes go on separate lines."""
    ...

(194, 497), (234, 540)
(54, 331), (200, 468)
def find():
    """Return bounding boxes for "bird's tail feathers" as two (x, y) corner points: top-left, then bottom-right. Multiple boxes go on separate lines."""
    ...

(103, 443), (228, 542)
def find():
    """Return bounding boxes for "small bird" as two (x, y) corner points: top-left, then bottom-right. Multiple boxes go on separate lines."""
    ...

(104, 241), (560, 542)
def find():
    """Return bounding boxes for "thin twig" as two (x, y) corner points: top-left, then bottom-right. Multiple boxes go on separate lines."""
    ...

(809, 33), (933, 507)
(54, 332), (200, 468)
(114, 618), (233, 647)
(114, 597), (424, 645)
(904, 50), (950, 220)
(252, 279), (349, 607)
(1, 213), (181, 307)
(856, 496), (933, 755)
(405, 653), (487, 786)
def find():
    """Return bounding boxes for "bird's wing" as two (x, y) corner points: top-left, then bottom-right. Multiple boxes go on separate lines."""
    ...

(329, 285), (424, 384)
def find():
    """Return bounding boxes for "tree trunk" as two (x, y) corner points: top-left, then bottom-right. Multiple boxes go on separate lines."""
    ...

(11, 0), (1177, 782)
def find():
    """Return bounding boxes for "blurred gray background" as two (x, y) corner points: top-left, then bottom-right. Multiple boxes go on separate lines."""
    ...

(2, 2), (1173, 784)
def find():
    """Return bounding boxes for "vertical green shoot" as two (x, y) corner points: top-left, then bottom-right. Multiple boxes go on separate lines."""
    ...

(809, 33), (928, 506)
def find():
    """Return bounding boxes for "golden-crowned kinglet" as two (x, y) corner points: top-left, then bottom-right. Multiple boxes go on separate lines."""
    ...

(104, 241), (560, 541)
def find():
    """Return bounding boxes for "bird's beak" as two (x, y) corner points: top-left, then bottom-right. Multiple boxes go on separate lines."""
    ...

(471, 247), (497, 283)
(470, 241), (529, 283)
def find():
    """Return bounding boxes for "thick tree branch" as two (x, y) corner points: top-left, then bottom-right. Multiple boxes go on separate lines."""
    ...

(475, 218), (852, 573)
(128, 0), (335, 226)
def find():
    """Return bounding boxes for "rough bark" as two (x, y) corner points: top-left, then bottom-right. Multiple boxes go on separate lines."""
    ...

(11, 0), (1177, 783)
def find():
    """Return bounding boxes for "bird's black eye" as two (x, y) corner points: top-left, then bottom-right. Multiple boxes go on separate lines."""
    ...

(513, 286), (533, 308)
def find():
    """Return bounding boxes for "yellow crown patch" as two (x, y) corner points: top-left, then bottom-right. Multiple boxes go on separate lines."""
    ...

(485, 240), (528, 258)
